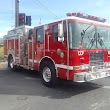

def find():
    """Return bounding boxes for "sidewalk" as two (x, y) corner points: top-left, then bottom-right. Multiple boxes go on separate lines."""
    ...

(0, 62), (7, 69)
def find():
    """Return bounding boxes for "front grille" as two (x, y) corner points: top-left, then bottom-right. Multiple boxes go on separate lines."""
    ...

(89, 52), (104, 69)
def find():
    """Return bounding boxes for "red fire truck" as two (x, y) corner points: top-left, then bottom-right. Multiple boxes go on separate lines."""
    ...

(4, 12), (110, 87)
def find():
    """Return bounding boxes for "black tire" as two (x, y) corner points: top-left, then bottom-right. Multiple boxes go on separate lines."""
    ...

(40, 61), (57, 87)
(8, 56), (16, 71)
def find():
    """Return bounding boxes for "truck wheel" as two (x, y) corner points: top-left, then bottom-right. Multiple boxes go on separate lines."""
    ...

(40, 61), (57, 87)
(8, 56), (16, 71)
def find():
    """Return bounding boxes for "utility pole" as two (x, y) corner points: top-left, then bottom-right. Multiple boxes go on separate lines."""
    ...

(15, 0), (20, 27)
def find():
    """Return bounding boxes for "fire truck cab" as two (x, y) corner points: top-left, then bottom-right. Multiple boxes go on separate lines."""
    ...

(4, 12), (110, 87)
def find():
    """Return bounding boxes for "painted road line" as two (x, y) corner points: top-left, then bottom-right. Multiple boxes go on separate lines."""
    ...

(102, 86), (110, 89)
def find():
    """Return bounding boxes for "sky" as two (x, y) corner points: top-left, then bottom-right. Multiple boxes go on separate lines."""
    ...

(0, 0), (110, 38)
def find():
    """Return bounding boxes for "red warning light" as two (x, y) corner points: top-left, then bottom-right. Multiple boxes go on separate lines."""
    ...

(19, 13), (25, 26)
(19, 15), (24, 19)
(66, 12), (107, 23)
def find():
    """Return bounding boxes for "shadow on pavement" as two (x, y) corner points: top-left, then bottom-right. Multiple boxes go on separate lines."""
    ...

(0, 68), (102, 99)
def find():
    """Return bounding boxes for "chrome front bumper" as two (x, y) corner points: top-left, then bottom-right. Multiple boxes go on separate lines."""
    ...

(74, 68), (110, 82)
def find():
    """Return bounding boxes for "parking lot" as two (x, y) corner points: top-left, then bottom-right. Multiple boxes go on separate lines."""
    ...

(0, 65), (110, 110)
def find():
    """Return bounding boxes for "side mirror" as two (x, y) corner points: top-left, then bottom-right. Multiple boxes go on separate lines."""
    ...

(58, 23), (64, 38)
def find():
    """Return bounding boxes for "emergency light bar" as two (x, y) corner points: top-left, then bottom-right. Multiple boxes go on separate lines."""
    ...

(66, 12), (107, 23)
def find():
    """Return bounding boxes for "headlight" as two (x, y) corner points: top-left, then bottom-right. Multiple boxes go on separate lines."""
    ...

(108, 62), (110, 66)
(80, 64), (89, 70)
(105, 62), (110, 67)
(89, 66), (97, 72)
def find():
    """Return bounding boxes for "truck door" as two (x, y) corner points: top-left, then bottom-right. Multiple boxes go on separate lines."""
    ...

(34, 26), (44, 70)
(50, 21), (68, 79)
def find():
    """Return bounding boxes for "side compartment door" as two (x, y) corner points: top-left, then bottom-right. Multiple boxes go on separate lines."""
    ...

(34, 26), (44, 70)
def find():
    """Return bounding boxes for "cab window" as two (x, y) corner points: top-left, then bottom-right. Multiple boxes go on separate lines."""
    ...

(63, 21), (67, 41)
(36, 28), (44, 42)
(53, 24), (58, 42)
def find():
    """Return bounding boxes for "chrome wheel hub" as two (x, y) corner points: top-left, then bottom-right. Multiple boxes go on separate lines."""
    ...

(43, 67), (51, 82)
(10, 59), (14, 69)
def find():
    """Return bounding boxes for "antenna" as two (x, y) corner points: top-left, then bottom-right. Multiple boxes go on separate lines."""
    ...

(39, 18), (41, 25)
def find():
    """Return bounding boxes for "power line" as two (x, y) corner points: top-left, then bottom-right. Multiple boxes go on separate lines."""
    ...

(32, 0), (60, 19)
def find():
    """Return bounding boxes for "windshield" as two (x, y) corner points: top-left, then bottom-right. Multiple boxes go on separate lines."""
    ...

(68, 22), (110, 49)
(97, 26), (110, 49)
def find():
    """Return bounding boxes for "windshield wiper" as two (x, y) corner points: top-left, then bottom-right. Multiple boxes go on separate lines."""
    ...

(81, 25), (92, 45)
(87, 33), (96, 53)
(97, 33), (108, 52)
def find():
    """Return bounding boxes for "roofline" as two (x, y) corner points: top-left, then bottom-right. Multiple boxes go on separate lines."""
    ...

(66, 16), (110, 26)
(35, 16), (110, 28)
(7, 16), (110, 31)
(9, 25), (34, 31)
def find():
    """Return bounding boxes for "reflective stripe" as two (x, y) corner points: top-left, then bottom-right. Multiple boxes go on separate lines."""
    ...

(56, 64), (73, 70)
(15, 57), (19, 59)
(29, 60), (75, 70)
(34, 60), (39, 63)
(29, 59), (39, 63)
(4, 55), (8, 57)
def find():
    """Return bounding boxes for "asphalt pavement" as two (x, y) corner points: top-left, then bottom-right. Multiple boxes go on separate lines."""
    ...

(0, 64), (110, 110)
